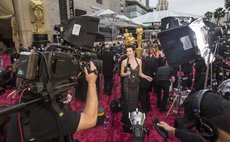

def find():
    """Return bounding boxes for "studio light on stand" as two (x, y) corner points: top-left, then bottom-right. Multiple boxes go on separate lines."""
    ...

(157, 17), (224, 123)
(189, 18), (222, 89)
(158, 17), (223, 90)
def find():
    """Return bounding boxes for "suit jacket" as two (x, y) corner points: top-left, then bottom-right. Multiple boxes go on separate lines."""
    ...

(98, 50), (114, 76)
(140, 56), (157, 88)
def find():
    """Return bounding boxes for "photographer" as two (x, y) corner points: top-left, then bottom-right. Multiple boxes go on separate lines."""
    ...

(7, 61), (98, 142)
(158, 89), (230, 142)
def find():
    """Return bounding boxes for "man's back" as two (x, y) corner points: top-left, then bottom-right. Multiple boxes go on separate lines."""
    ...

(140, 56), (156, 88)
(99, 51), (114, 76)
(155, 65), (174, 81)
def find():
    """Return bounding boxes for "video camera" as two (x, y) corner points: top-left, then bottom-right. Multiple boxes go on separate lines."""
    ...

(0, 16), (102, 117)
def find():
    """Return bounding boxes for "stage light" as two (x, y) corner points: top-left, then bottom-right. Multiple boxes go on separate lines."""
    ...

(158, 18), (223, 66)
(189, 18), (215, 65)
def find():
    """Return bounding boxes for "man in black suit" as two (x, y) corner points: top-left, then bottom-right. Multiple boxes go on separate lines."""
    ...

(155, 58), (175, 112)
(98, 44), (115, 96)
(139, 48), (156, 112)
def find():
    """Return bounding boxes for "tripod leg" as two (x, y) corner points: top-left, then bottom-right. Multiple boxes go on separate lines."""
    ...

(164, 95), (178, 121)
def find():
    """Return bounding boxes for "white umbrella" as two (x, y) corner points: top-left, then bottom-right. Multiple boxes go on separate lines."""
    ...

(132, 10), (201, 24)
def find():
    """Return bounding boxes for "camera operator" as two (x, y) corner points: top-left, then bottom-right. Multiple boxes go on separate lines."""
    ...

(158, 89), (230, 142)
(7, 61), (98, 142)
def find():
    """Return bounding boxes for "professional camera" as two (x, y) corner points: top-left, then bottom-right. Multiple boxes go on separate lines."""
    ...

(0, 16), (101, 117)
(0, 16), (103, 142)
(129, 108), (148, 142)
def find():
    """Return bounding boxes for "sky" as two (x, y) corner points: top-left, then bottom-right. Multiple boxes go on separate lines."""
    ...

(149, 0), (225, 16)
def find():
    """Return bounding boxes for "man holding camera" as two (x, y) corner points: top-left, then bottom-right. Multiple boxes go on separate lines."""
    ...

(7, 62), (98, 142)
(157, 89), (230, 142)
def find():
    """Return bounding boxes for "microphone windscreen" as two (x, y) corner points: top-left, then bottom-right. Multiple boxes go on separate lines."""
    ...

(127, 63), (131, 68)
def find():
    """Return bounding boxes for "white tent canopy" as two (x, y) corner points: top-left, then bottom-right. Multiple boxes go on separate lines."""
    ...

(132, 10), (201, 24)
(90, 9), (116, 17)
(90, 9), (139, 27)
(116, 14), (132, 22)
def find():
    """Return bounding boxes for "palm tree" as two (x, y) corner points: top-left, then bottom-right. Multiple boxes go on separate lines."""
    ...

(214, 7), (226, 24)
(204, 11), (213, 21)
(225, 0), (230, 21)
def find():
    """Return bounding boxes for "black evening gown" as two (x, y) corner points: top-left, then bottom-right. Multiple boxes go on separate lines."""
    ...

(121, 58), (140, 129)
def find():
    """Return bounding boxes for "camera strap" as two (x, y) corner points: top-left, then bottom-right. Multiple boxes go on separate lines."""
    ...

(47, 81), (64, 117)
(47, 81), (65, 142)
(19, 114), (34, 141)
(22, 119), (35, 141)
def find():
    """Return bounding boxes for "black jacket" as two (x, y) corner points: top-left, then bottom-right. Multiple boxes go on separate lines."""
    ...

(155, 65), (174, 81)
(175, 129), (203, 142)
(140, 56), (157, 89)
(98, 50), (114, 76)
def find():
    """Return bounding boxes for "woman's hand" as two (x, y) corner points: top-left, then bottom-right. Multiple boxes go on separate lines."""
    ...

(145, 76), (153, 82)
(126, 70), (131, 76)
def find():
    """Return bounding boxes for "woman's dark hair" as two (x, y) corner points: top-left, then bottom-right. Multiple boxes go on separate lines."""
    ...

(126, 45), (135, 51)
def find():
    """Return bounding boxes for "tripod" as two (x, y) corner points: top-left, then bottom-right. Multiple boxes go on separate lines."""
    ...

(165, 73), (185, 120)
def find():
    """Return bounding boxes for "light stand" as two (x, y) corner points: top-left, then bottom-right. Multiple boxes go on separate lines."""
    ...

(204, 37), (220, 89)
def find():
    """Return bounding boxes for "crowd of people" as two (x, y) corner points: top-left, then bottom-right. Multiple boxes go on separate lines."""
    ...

(0, 34), (229, 142)
(93, 37), (230, 142)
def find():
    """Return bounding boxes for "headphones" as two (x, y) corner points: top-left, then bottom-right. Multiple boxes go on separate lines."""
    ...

(192, 89), (219, 141)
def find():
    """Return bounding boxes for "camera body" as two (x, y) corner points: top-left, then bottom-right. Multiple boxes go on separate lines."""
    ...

(16, 44), (102, 116)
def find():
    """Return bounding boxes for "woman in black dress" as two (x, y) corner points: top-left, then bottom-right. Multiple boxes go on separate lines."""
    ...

(120, 46), (152, 131)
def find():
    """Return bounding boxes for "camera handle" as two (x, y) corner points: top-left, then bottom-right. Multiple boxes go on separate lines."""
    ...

(0, 97), (43, 118)
(85, 63), (98, 75)
(87, 68), (98, 75)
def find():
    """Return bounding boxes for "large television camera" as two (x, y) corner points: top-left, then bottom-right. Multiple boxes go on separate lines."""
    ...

(0, 16), (101, 117)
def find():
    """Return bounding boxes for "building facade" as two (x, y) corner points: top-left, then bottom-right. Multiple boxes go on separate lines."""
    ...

(74, 0), (121, 15)
(125, 0), (148, 18)
(0, 0), (152, 48)
(156, 0), (168, 11)
(12, 0), (61, 48)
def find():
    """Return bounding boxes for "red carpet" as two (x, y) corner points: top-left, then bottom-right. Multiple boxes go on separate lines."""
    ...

(0, 74), (180, 142)
(71, 74), (180, 142)
(0, 53), (180, 142)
